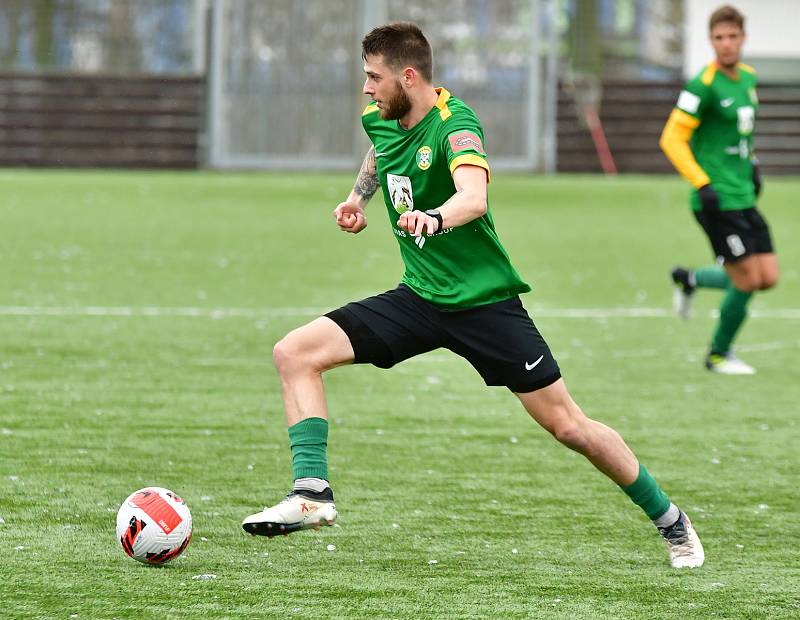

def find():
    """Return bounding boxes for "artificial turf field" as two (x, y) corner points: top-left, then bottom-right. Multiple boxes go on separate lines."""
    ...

(1, 170), (798, 619)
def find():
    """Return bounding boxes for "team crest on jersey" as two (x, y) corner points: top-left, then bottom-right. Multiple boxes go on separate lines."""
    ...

(386, 173), (414, 213)
(448, 131), (485, 154)
(416, 146), (432, 170)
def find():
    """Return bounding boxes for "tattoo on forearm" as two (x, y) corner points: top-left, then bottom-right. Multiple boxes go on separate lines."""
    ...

(354, 146), (380, 201)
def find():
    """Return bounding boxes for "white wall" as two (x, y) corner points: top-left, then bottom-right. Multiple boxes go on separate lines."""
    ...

(684, 0), (800, 77)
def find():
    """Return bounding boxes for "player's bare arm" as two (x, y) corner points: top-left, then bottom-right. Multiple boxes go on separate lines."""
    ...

(334, 146), (378, 233)
(397, 164), (488, 236)
(353, 145), (379, 202)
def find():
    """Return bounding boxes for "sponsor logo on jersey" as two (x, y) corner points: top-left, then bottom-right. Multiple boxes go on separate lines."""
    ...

(737, 106), (755, 135)
(448, 131), (485, 154)
(416, 146), (432, 170)
(720, 97), (735, 108)
(676, 90), (700, 114)
(387, 174), (414, 213)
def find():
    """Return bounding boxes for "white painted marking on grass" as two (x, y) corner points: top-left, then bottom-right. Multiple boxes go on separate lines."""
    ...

(0, 306), (329, 318)
(1, 305), (799, 319)
(735, 340), (800, 352)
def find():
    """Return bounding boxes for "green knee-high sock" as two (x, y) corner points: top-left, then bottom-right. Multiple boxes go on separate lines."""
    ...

(288, 417), (329, 481)
(620, 463), (671, 520)
(694, 265), (730, 290)
(711, 287), (753, 355)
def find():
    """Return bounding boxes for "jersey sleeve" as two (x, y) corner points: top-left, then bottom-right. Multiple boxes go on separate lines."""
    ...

(439, 111), (491, 181)
(674, 70), (713, 123)
(659, 72), (713, 188)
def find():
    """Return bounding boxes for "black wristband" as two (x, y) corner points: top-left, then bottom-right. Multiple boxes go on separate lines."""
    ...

(425, 209), (443, 233)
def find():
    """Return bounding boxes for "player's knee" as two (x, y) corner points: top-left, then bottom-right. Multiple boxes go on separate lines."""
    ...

(550, 416), (591, 453)
(272, 335), (308, 376)
(272, 338), (293, 375)
(760, 273), (778, 290)
(734, 277), (760, 293)
(274, 328), (333, 377)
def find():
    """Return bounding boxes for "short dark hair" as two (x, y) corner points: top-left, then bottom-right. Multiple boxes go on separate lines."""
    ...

(362, 22), (433, 83)
(709, 5), (745, 31)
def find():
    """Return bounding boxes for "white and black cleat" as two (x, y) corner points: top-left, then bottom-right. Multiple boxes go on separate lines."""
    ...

(705, 352), (756, 375)
(659, 510), (705, 568)
(670, 266), (696, 320)
(242, 489), (337, 538)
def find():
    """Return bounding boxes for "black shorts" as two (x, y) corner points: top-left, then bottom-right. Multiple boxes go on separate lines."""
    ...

(325, 284), (561, 393)
(694, 207), (774, 263)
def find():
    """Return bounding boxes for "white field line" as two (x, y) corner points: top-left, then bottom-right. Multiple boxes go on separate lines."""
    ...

(0, 305), (799, 319)
(0, 306), (328, 319)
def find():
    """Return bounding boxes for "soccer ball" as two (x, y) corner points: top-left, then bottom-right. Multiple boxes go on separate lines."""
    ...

(116, 487), (192, 564)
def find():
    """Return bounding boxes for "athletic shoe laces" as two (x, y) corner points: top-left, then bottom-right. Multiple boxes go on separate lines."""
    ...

(659, 516), (689, 546)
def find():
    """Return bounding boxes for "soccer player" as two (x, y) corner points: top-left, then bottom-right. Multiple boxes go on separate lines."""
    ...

(243, 22), (704, 568)
(660, 5), (778, 375)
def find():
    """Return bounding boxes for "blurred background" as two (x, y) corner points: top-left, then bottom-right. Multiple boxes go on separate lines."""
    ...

(0, 0), (797, 174)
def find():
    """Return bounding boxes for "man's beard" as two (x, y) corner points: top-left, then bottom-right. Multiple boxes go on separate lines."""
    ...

(379, 80), (412, 121)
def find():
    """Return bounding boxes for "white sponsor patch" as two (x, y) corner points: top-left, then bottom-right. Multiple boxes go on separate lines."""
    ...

(386, 173), (414, 214)
(737, 106), (755, 135)
(677, 90), (700, 114)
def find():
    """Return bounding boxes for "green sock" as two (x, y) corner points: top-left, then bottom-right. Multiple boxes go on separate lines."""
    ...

(620, 463), (671, 520)
(711, 287), (753, 354)
(288, 417), (329, 481)
(694, 265), (729, 289)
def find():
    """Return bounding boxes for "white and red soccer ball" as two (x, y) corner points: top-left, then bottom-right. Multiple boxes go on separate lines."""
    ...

(116, 487), (192, 564)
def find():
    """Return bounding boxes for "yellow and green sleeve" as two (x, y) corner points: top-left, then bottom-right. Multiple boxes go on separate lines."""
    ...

(659, 108), (710, 189)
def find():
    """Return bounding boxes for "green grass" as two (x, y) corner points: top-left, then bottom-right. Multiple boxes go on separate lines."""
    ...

(0, 170), (798, 619)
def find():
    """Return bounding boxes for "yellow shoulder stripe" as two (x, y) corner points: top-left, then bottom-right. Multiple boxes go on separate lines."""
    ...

(701, 63), (717, 86)
(449, 154), (491, 182)
(362, 104), (379, 116)
(435, 87), (452, 121)
(738, 62), (756, 75)
(669, 108), (701, 129)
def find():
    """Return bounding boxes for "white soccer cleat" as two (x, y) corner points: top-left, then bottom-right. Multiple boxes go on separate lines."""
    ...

(242, 491), (337, 537)
(659, 511), (705, 568)
(670, 267), (696, 320)
(705, 353), (756, 375)
(672, 287), (694, 320)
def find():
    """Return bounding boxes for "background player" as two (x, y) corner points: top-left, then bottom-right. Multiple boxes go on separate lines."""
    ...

(660, 4), (778, 375)
(243, 22), (704, 568)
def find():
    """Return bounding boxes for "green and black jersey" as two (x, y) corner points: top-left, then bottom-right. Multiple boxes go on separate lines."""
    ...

(676, 62), (759, 211)
(362, 87), (530, 309)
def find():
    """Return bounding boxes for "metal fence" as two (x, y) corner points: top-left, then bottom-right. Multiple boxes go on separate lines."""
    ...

(0, 0), (203, 75)
(1, 0), (692, 173)
(207, 0), (559, 171)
